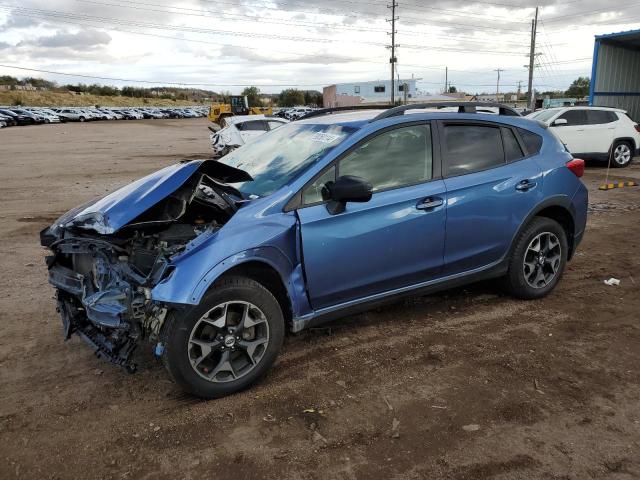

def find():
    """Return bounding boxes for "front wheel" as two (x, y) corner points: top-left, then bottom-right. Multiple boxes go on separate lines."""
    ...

(611, 140), (634, 168)
(162, 276), (285, 399)
(503, 217), (568, 300)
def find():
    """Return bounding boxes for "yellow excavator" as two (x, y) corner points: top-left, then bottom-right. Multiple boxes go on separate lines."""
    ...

(208, 95), (272, 126)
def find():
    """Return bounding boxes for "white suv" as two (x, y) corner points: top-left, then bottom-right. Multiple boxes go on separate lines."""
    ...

(527, 106), (639, 167)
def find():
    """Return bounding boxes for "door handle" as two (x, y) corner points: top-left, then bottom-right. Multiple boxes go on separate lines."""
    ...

(515, 180), (537, 192)
(416, 197), (444, 210)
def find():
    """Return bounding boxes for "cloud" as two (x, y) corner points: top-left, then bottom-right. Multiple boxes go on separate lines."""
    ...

(219, 45), (363, 64)
(29, 29), (112, 49)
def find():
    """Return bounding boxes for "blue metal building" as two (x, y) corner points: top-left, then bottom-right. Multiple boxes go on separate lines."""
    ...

(590, 29), (640, 120)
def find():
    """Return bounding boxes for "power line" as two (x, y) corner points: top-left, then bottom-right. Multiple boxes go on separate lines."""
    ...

(74, 0), (530, 47)
(0, 4), (529, 55)
(0, 64), (324, 86)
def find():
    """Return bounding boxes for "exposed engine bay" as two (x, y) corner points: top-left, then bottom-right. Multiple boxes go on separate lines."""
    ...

(41, 165), (245, 372)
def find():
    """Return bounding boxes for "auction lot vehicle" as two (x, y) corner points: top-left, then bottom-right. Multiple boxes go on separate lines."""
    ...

(210, 115), (288, 157)
(527, 106), (640, 167)
(208, 95), (272, 125)
(41, 103), (588, 399)
(0, 108), (38, 125)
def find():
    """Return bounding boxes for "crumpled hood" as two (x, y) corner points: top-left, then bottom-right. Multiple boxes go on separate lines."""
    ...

(54, 159), (251, 235)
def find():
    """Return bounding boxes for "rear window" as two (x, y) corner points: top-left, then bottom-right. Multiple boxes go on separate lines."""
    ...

(517, 128), (543, 155)
(237, 120), (267, 131)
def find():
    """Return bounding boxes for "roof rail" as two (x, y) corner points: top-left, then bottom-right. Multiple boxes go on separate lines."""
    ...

(370, 102), (521, 122)
(298, 104), (391, 120)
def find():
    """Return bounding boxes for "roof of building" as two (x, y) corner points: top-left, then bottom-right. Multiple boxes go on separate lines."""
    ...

(595, 28), (640, 47)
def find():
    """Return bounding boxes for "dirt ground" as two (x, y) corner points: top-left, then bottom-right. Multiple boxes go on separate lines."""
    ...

(0, 119), (639, 480)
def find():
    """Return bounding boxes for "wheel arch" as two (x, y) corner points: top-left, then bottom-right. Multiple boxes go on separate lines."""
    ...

(509, 197), (577, 261)
(611, 136), (637, 151)
(216, 261), (293, 330)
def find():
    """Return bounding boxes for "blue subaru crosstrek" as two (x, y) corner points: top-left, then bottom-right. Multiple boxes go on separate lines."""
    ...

(41, 103), (588, 398)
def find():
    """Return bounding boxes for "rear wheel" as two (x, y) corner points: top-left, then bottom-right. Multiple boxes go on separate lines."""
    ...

(611, 140), (634, 168)
(503, 217), (568, 300)
(162, 276), (284, 399)
(79, 116), (85, 122)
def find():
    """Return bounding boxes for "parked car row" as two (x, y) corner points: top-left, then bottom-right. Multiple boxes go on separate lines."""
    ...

(0, 106), (208, 127)
(275, 106), (319, 121)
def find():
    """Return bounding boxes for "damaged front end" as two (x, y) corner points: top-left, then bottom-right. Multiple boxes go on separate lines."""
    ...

(40, 160), (251, 372)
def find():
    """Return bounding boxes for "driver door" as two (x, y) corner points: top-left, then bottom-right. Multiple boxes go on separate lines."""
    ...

(296, 123), (447, 310)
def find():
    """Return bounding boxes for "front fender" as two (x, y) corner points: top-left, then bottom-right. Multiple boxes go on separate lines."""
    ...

(151, 246), (312, 318)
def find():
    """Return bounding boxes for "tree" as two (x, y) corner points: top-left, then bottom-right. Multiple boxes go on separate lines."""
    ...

(278, 88), (305, 107)
(448, 85), (457, 93)
(241, 86), (261, 107)
(565, 77), (590, 98)
(303, 90), (323, 107)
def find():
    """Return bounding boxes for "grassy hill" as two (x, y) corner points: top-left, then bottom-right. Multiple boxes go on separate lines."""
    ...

(0, 90), (204, 108)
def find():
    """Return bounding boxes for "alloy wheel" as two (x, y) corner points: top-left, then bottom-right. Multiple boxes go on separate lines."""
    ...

(523, 232), (562, 289)
(188, 301), (270, 383)
(614, 144), (632, 166)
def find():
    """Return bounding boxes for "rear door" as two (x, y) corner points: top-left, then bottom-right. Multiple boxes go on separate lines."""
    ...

(439, 121), (545, 275)
(297, 122), (447, 309)
(550, 109), (588, 154)
(582, 109), (617, 153)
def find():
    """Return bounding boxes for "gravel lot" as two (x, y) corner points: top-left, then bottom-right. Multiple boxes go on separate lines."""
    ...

(1, 118), (639, 480)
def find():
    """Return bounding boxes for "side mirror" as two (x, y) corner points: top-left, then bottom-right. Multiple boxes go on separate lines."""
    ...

(552, 118), (568, 127)
(324, 175), (373, 215)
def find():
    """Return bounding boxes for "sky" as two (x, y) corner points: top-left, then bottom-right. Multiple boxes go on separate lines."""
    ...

(0, 0), (639, 95)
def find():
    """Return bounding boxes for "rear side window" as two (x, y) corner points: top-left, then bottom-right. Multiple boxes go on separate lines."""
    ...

(502, 127), (524, 162)
(585, 110), (618, 124)
(443, 125), (504, 176)
(517, 128), (543, 155)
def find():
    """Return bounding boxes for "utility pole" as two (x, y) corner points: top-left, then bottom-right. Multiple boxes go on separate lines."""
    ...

(445, 66), (448, 93)
(527, 6), (539, 111)
(387, 1), (398, 105)
(494, 68), (504, 100)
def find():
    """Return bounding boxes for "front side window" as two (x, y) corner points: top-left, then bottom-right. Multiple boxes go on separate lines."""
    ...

(339, 124), (433, 192)
(302, 165), (336, 205)
(443, 124), (504, 176)
(220, 123), (355, 198)
(374, 85), (385, 93)
(557, 110), (587, 126)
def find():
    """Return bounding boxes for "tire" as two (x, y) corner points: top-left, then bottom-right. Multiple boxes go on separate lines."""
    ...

(611, 140), (634, 168)
(79, 116), (85, 122)
(162, 276), (285, 399)
(503, 217), (568, 300)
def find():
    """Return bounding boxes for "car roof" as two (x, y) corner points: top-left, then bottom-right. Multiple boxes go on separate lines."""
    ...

(295, 108), (546, 131)
(296, 110), (384, 128)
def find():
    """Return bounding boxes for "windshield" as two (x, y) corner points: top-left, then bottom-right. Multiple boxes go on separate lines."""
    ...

(220, 123), (356, 197)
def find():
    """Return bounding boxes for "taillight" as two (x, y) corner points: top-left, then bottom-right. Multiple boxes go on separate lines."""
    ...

(635, 124), (640, 133)
(566, 158), (585, 178)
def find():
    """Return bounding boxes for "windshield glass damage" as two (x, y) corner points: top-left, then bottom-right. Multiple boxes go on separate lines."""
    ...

(219, 123), (356, 198)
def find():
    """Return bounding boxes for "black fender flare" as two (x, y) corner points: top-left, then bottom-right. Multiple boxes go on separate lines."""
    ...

(505, 195), (576, 262)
